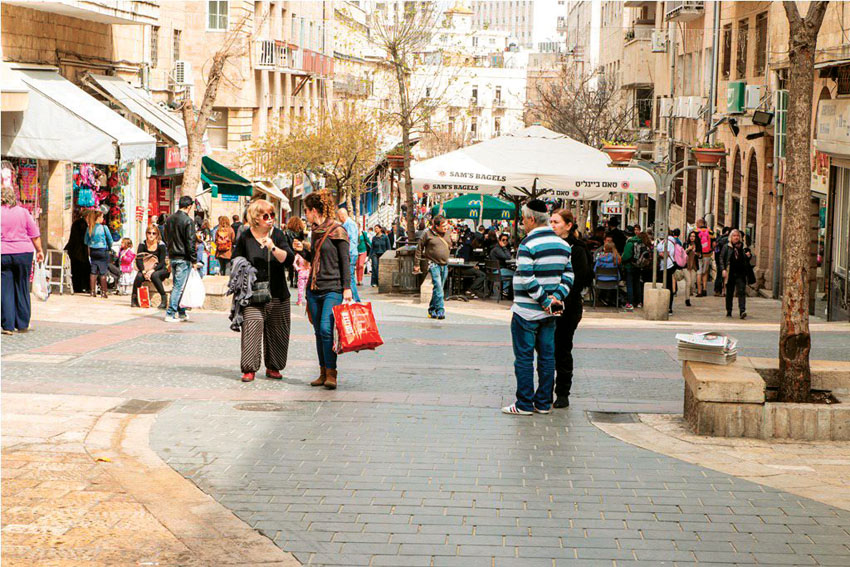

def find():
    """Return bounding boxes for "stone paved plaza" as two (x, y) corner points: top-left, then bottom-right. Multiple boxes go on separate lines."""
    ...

(3, 289), (850, 566)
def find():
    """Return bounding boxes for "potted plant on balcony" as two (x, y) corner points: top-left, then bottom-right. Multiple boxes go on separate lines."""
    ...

(386, 143), (406, 170)
(601, 138), (638, 165)
(691, 142), (726, 168)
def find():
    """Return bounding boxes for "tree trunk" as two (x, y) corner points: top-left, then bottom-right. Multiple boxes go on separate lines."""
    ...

(181, 51), (229, 198)
(778, 1), (829, 402)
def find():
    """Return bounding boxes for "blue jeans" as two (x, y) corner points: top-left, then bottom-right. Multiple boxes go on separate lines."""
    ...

(510, 313), (556, 412)
(1, 252), (33, 331)
(349, 254), (360, 302)
(306, 289), (343, 370)
(428, 264), (448, 317)
(166, 259), (190, 317)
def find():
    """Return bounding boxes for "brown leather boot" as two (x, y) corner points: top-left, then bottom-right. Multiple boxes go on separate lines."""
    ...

(90, 275), (98, 297)
(324, 368), (337, 390)
(310, 367), (327, 387)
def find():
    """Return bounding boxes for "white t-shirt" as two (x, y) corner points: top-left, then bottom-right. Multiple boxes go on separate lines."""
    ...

(655, 237), (677, 270)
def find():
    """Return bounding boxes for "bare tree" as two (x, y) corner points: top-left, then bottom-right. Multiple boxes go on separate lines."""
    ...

(526, 66), (637, 147)
(778, 1), (829, 402)
(372, 2), (442, 240)
(180, 13), (254, 197)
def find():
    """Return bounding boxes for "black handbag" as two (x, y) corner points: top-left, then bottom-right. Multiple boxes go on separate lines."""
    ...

(250, 244), (273, 305)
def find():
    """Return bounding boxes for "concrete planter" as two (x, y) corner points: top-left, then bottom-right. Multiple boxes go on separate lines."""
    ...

(683, 357), (850, 440)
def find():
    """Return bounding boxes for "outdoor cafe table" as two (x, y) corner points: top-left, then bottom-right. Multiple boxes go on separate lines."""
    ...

(446, 261), (482, 302)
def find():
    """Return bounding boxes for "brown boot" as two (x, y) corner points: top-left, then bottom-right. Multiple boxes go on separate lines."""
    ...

(99, 276), (109, 298)
(324, 368), (337, 390)
(310, 367), (327, 387)
(90, 275), (98, 297)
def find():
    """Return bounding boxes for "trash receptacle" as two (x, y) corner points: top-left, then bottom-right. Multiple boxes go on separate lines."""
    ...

(393, 245), (420, 293)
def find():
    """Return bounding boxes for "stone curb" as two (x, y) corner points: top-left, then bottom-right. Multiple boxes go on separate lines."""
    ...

(591, 414), (850, 512)
(84, 408), (300, 566)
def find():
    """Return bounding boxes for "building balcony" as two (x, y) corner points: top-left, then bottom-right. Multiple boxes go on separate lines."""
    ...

(621, 37), (653, 88)
(665, 1), (704, 22)
(334, 73), (371, 97)
(5, 0), (158, 25)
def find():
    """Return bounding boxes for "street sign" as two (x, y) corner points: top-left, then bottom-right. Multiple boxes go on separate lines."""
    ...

(601, 201), (623, 215)
(221, 194), (239, 202)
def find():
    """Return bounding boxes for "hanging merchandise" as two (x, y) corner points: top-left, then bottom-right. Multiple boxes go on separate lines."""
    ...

(2, 158), (41, 217)
(75, 163), (97, 208)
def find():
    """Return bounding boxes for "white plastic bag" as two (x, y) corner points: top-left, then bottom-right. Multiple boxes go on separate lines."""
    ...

(32, 262), (50, 302)
(179, 269), (206, 309)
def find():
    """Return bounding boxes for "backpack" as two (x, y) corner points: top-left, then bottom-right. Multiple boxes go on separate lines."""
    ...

(673, 242), (688, 268)
(633, 241), (652, 269)
(215, 229), (232, 253)
(698, 229), (713, 254)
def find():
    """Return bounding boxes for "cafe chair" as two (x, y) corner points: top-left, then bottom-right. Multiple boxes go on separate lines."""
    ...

(484, 259), (505, 303)
(592, 267), (621, 308)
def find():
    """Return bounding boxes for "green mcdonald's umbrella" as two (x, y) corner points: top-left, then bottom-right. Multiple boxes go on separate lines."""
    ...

(431, 194), (515, 221)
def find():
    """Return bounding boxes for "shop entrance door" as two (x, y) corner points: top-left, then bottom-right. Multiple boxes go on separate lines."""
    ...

(828, 166), (850, 322)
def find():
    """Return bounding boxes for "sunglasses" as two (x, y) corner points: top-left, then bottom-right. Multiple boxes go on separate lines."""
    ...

(262, 212), (276, 221)
(146, 231), (157, 235)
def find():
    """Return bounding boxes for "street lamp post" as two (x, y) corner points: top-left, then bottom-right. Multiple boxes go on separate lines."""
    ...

(607, 158), (708, 320)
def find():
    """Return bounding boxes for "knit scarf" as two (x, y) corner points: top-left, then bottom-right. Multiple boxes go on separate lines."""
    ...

(309, 217), (346, 290)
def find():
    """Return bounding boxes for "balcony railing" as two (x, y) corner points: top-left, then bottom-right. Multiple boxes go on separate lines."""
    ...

(665, 1), (704, 22)
(255, 40), (278, 69)
(334, 74), (371, 97)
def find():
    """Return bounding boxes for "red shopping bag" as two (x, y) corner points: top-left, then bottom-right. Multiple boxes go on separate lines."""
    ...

(332, 302), (383, 354)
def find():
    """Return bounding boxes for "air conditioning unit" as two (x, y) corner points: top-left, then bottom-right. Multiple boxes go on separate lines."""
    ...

(745, 84), (762, 109)
(687, 96), (703, 119)
(174, 60), (193, 86)
(651, 31), (667, 53)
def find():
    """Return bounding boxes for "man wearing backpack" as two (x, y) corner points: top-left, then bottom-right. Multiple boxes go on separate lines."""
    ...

(695, 218), (714, 297)
(622, 231), (651, 310)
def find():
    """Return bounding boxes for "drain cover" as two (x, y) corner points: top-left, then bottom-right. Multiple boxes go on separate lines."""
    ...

(587, 411), (638, 424)
(234, 402), (292, 412)
(112, 399), (172, 414)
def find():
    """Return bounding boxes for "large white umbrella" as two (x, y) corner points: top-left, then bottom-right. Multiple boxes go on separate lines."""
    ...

(411, 125), (655, 200)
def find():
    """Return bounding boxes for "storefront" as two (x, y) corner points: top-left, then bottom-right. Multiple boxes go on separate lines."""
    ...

(1, 65), (155, 251)
(82, 73), (191, 240)
(814, 99), (850, 322)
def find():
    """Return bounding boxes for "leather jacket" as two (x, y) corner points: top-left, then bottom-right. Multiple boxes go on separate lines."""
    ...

(164, 210), (197, 263)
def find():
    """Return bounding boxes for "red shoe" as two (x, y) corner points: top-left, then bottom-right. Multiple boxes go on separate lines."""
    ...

(266, 369), (282, 379)
(241, 372), (255, 382)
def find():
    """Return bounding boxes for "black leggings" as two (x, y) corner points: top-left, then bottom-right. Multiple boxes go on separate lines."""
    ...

(132, 269), (170, 299)
(554, 301), (583, 400)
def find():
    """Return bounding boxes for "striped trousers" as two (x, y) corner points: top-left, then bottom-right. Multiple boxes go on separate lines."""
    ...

(240, 298), (291, 374)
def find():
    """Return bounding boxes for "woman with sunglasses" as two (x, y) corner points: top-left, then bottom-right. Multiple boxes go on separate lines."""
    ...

(131, 224), (170, 308)
(232, 199), (295, 383)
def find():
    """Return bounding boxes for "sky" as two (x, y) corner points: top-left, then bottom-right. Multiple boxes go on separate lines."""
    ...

(533, 0), (560, 46)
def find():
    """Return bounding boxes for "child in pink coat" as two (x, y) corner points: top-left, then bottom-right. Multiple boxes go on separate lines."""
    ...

(118, 238), (136, 296)
(294, 252), (311, 306)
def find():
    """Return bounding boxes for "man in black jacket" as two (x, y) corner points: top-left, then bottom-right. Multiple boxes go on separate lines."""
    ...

(163, 196), (198, 322)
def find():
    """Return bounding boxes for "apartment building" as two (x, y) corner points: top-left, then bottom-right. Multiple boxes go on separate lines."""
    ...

(471, 1), (534, 49)
(415, 3), (527, 148)
(561, 1), (594, 76)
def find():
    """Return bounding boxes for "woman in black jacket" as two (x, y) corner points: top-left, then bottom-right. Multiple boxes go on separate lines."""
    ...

(720, 229), (753, 319)
(131, 224), (170, 309)
(549, 209), (591, 409)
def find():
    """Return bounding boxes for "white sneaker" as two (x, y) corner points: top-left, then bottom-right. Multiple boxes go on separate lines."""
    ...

(164, 315), (180, 323)
(501, 404), (532, 416)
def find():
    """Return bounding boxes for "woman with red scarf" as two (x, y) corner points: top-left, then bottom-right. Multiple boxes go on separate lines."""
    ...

(292, 191), (352, 389)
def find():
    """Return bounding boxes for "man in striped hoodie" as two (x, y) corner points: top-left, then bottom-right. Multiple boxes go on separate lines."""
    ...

(502, 200), (574, 416)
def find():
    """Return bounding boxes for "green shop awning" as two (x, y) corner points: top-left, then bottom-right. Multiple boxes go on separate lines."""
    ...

(432, 194), (515, 221)
(202, 156), (253, 198)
